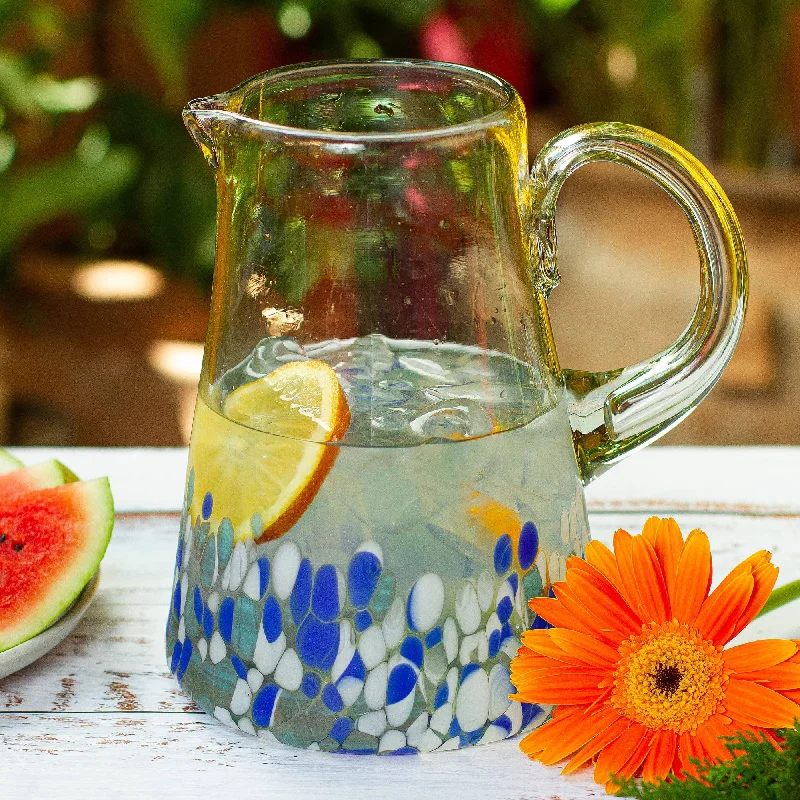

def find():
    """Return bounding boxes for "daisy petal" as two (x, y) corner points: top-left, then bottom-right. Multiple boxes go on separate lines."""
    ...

(641, 517), (660, 545)
(562, 716), (631, 774)
(724, 678), (800, 727)
(653, 517), (683, 605)
(552, 584), (626, 646)
(641, 729), (677, 785)
(736, 662), (800, 690)
(527, 596), (598, 639)
(731, 563), (779, 639)
(694, 572), (753, 645)
(613, 528), (645, 618)
(695, 715), (736, 764)
(530, 705), (622, 765)
(677, 731), (709, 781)
(548, 629), (619, 668)
(585, 540), (624, 591)
(520, 630), (593, 667)
(594, 723), (650, 785)
(671, 529), (712, 623)
(724, 639), (798, 674)
(631, 535), (670, 623)
(565, 568), (642, 637)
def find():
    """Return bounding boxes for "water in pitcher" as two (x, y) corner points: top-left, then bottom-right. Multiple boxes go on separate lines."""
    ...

(166, 335), (588, 752)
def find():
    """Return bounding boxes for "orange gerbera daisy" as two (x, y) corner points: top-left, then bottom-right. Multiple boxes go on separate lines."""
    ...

(510, 517), (800, 793)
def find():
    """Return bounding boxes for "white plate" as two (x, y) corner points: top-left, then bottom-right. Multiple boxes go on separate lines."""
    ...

(0, 569), (100, 681)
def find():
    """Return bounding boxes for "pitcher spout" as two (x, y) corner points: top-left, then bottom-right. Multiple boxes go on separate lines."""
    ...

(183, 94), (230, 169)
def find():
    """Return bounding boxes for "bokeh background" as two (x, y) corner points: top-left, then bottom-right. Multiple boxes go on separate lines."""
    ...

(1, 0), (798, 447)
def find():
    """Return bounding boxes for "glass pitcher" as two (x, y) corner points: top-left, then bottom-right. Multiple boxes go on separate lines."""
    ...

(166, 60), (747, 753)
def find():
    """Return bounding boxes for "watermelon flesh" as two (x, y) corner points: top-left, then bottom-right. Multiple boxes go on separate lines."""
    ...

(0, 461), (77, 503)
(0, 478), (114, 652)
(0, 449), (22, 474)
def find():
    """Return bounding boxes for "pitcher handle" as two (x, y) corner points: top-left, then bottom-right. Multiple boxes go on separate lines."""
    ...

(532, 122), (748, 484)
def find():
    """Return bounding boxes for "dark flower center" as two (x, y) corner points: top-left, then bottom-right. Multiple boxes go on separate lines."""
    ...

(652, 664), (682, 696)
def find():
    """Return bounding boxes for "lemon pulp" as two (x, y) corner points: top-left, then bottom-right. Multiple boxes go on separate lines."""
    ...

(189, 360), (350, 542)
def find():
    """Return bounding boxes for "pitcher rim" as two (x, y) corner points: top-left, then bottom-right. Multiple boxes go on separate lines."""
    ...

(184, 58), (520, 144)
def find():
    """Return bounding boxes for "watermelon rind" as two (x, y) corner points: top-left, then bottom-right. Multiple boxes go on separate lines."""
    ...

(0, 449), (23, 474)
(0, 477), (114, 653)
(0, 460), (79, 499)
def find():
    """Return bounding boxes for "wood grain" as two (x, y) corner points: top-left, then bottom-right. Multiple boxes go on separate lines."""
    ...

(1, 449), (799, 798)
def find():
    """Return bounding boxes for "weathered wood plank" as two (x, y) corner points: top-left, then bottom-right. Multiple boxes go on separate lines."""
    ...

(2, 513), (797, 717)
(0, 712), (603, 800)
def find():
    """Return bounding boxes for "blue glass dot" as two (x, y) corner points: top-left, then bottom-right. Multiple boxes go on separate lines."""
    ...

(201, 491), (213, 520)
(252, 684), (281, 727)
(461, 728), (484, 744)
(460, 663), (479, 683)
(301, 673), (321, 698)
(219, 597), (234, 643)
(262, 596), (283, 643)
(330, 717), (354, 743)
(517, 522), (538, 570)
(170, 640), (182, 673)
(508, 573), (519, 597)
(354, 610), (372, 632)
(312, 564), (340, 622)
(433, 683), (449, 709)
(497, 596), (513, 624)
(493, 714), (513, 734)
(257, 558), (270, 598)
(400, 636), (423, 669)
(177, 638), (192, 680)
(193, 586), (203, 626)
(386, 664), (417, 705)
(488, 629), (501, 658)
(296, 615), (340, 671)
(424, 626), (442, 649)
(520, 702), (542, 730)
(172, 582), (182, 618)
(175, 538), (184, 571)
(340, 651), (366, 682)
(202, 607), (214, 640)
(548, 585), (556, 598)
(531, 614), (553, 630)
(494, 534), (512, 575)
(348, 551), (382, 609)
(448, 717), (461, 738)
(322, 683), (344, 712)
(290, 558), (312, 625)
(500, 622), (514, 642)
(230, 654), (248, 680)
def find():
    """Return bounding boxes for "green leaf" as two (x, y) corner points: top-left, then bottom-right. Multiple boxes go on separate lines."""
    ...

(0, 146), (139, 255)
(125, 0), (207, 99)
(0, 130), (15, 172)
(615, 724), (800, 798)
(537, 0), (583, 17)
(758, 578), (800, 618)
(0, 52), (39, 116)
(31, 75), (101, 113)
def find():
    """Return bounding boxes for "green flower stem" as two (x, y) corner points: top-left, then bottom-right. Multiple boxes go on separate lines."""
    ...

(758, 578), (800, 617)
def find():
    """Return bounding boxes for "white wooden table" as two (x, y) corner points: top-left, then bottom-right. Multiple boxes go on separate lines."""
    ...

(2, 446), (800, 799)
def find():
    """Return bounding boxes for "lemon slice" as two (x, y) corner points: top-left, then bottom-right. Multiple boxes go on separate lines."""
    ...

(189, 360), (350, 542)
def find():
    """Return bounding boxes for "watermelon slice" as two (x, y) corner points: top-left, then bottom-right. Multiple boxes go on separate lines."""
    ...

(0, 478), (114, 652)
(0, 449), (22, 474)
(0, 461), (78, 503)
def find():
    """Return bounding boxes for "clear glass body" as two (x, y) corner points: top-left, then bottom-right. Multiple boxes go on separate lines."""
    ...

(167, 60), (747, 753)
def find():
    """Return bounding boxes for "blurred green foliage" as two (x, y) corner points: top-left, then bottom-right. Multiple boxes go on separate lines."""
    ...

(0, 0), (797, 286)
